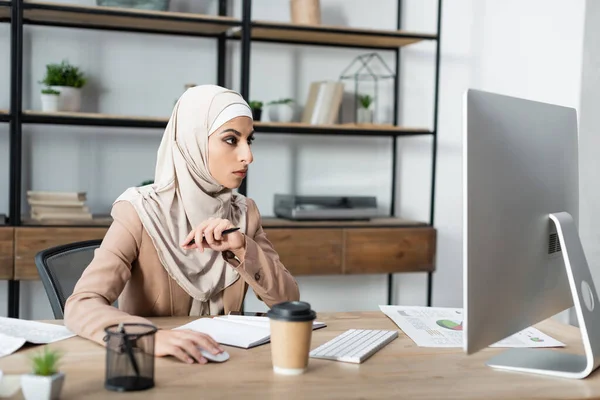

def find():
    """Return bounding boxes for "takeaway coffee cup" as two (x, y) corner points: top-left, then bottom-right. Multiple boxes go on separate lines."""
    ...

(266, 301), (316, 375)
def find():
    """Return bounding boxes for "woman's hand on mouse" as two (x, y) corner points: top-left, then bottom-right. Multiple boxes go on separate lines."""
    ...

(155, 329), (224, 364)
(182, 217), (245, 254)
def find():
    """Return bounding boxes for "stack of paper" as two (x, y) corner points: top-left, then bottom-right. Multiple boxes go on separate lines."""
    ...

(175, 315), (326, 349)
(27, 190), (92, 221)
(0, 317), (75, 358)
(379, 305), (565, 348)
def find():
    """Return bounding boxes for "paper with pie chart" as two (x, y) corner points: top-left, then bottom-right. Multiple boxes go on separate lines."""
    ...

(379, 305), (564, 348)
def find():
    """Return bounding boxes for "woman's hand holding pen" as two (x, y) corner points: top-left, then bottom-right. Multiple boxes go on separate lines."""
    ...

(181, 218), (245, 253)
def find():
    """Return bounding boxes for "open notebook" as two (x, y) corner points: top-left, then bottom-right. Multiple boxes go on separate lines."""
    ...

(174, 315), (327, 349)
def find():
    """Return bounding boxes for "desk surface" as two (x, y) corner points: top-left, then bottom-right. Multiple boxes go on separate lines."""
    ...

(1, 312), (599, 399)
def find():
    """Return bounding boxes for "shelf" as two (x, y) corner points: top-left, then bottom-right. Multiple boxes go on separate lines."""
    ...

(21, 215), (113, 227)
(261, 217), (429, 229)
(20, 214), (427, 229)
(254, 122), (432, 137)
(232, 21), (437, 50)
(22, 110), (168, 128)
(0, 109), (10, 123)
(22, 111), (432, 136)
(22, 1), (240, 37)
(0, 1), (9, 22)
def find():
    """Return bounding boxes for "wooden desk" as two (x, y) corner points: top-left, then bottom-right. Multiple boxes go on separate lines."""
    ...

(1, 312), (599, 399)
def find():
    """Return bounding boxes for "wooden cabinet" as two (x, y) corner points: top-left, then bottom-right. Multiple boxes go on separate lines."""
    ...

(344, 228), (436, 274)
(8, 222), (436, 281)
(265, 229), (343, 275)
(14, 227), (108, 280)
(0, 228), (14, 280)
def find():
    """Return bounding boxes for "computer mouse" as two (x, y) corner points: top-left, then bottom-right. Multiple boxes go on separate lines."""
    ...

(200, 349), (230, 363)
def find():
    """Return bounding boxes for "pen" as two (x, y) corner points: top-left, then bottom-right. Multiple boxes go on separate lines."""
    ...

(118, 323), (140, 378)
(187, 227), (240, 245)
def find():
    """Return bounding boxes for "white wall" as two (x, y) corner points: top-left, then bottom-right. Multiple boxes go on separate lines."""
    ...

(577, 0), (600, 325)
(426, 0), (587, 311)
(0, 0), (588, 320)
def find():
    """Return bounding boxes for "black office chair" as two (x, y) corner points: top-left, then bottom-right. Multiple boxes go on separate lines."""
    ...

(34, 239), (102, 319)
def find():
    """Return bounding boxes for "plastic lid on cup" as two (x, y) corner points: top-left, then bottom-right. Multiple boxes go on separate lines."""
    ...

(267, 301), (316, 322)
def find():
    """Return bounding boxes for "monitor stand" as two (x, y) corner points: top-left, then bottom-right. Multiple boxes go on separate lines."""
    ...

(486, 212), (600, 379)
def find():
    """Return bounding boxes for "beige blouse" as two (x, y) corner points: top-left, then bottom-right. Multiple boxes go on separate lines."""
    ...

(64, 198), (300, 345)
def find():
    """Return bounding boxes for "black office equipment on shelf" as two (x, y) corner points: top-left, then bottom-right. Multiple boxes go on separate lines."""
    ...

(274, 194), (379, 221)
(2, 0), (443, 318)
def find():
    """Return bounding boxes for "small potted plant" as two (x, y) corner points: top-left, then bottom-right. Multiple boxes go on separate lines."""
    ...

(267, 98), (295, 123)
(40, 87), (60, 112)
(249, 101), (263, 122)
(21, 347), (65, 400)
(40, 60), (87, 112)
(357, 94), (374, 124)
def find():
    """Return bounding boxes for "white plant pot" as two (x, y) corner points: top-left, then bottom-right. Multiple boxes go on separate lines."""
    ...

(50, 86), (82, 112)
(40, 94), (59, 112)
(21, 372), (65, 400)
(357, 108), (373, 124)
(268, 104), (294, 123)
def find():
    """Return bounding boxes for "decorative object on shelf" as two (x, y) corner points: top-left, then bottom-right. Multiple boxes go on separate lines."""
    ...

(267, 98), (295, 123)
(301, 81), (344, 125)
(357, 94), (374, 124)
(290, 0), (321, 25)
(96, 0), (170, 11)
(40, 60), (87, 112)
(40, 87), (60, 113)
(20, 346), (65, 400)
(339, 52), (395, 126)
(249, 101), (263, 121)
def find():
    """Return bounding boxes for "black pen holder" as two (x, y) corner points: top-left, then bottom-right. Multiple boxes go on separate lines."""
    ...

(103, 323), (157, 392)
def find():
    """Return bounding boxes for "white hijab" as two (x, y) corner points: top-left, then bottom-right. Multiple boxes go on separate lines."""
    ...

(115, 85), (253, 316)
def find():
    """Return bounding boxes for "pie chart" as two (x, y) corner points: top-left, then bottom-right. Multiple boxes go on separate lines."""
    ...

(436, 319), (463, 331)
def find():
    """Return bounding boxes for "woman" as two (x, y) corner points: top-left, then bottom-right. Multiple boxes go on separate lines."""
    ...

(64, 85), (300, 365)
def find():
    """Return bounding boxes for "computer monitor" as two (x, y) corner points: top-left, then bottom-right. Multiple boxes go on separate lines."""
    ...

(463, 89), (600, 379)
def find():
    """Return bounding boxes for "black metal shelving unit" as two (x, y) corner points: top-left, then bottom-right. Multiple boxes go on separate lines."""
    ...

(3, 0), (442, 318)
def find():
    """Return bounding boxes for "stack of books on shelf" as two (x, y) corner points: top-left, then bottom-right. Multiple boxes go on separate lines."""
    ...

(301, 81), (344, 125)
(27, 191), (92, 222)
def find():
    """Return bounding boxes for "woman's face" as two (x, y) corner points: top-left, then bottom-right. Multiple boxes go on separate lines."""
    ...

(208, 116), (254, 189)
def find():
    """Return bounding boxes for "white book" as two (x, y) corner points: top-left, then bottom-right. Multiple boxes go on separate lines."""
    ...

(174, 316), (327, 349)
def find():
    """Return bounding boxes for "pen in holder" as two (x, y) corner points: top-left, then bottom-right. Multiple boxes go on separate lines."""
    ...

(103, 323), (157, 392)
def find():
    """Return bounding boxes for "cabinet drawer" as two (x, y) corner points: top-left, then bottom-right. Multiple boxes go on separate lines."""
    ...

(264, 228), (343, 276)
(344, 227), (436, 274)
(0, 228), (14, 280)
(15, 227), (108, 280)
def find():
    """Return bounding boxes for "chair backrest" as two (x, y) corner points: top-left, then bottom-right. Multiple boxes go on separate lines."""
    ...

(34, 239), (102, 319)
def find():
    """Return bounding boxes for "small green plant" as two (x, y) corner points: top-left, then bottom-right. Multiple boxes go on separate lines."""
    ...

(29, 347), (62, 376)
(267, 98), (294, 106)
(249, 101), (263, 110)
(140, 179), (154, 186)
(358, 94), (373, 109)
(40, 60), (87, 88)
(41, 87), (60, 95)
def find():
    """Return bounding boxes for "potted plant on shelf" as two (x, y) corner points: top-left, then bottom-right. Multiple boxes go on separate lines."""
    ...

(267, 98), (295, 123)
(40, 87), (60, 112)
(21, 347), (65, 400)
(357, 94), (374, 124)
(249, 101), (263, 122)
(40, 60), (87, 112)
